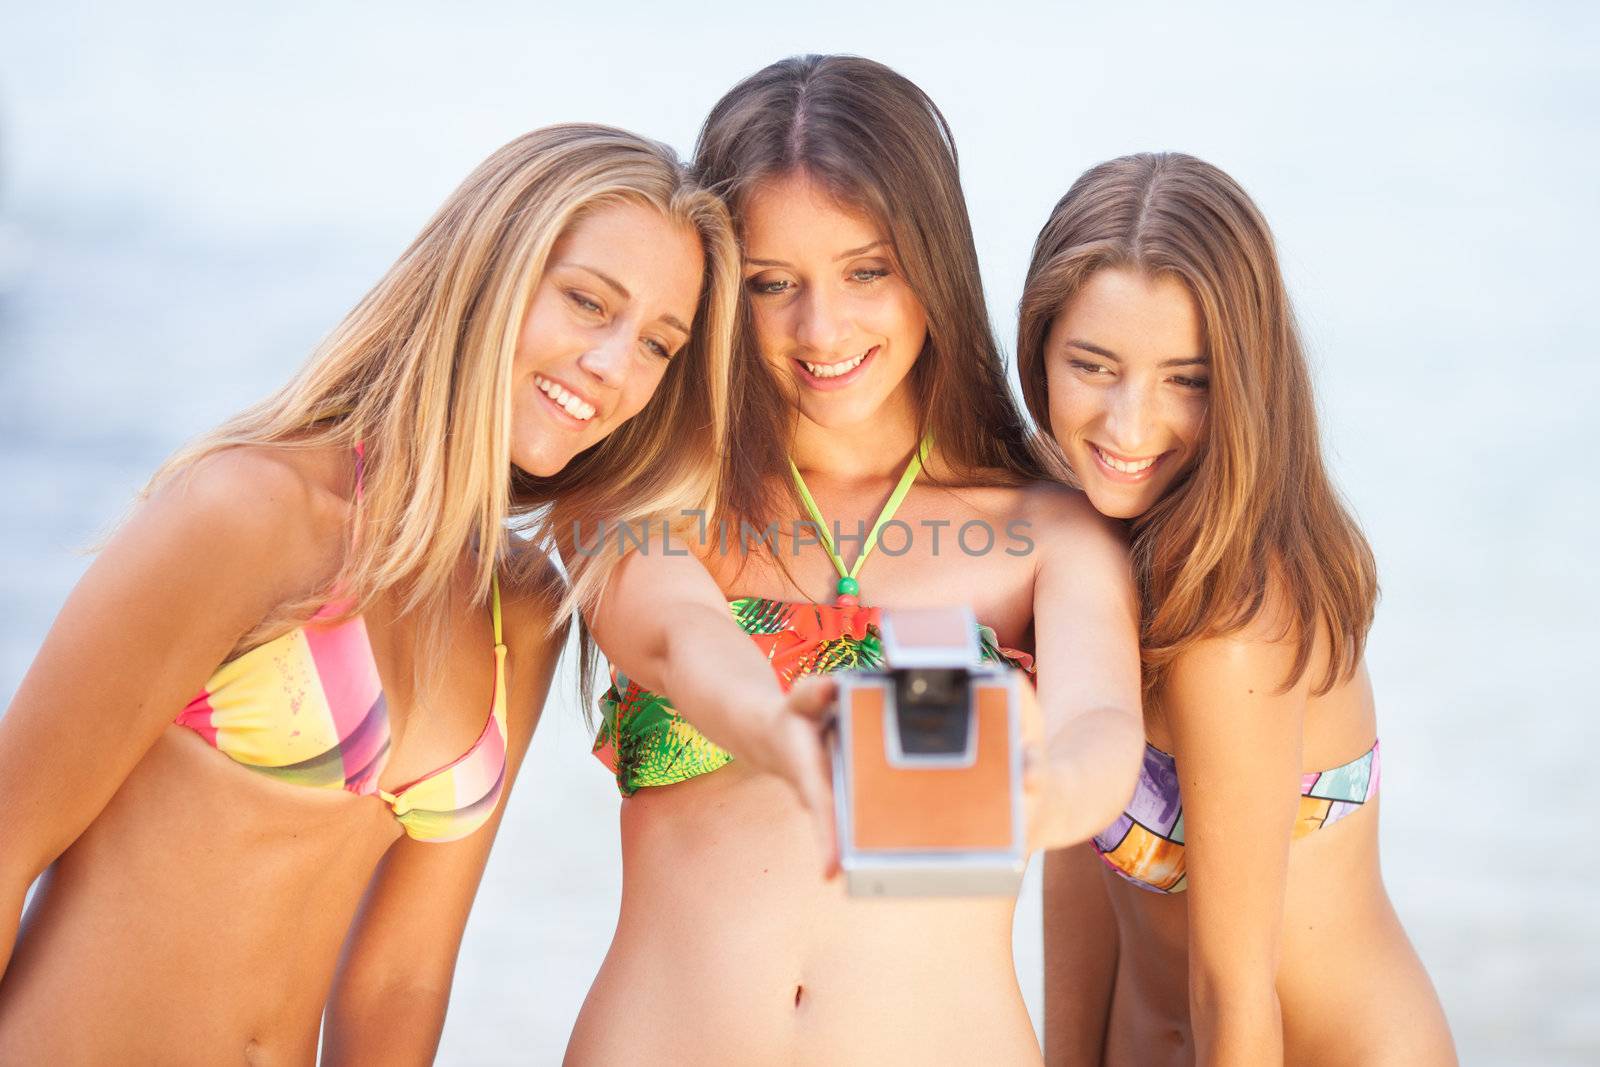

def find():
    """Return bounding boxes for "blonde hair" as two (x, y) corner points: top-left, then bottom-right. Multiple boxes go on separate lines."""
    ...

(150, 123), (738, 643)
(1017, 152), (1377, 698)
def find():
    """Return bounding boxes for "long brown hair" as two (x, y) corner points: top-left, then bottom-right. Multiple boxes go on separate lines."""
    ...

(152, 124), (739, 646)
(1017, 152), (1377, 697)
(693, 54), (1045, 536)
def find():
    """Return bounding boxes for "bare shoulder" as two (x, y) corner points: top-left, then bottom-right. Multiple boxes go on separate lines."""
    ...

(1167, 577), (1307, 705)
(134, 444), (351, 590)
(1014, 480), (1129, 563)
(1018, 479), (1113, 530)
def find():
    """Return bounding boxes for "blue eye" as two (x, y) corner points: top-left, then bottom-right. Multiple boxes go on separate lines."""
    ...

(567, 290), (603, 314)
(644, 338), (672, 360)
(747, 277), (792, 296)
(850, 268), (889, 283)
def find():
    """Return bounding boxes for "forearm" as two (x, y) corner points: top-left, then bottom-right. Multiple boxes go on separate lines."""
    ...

(1043, 844), (1119, 1066)
(1190, 977), (1283, 1067)
(0, 881), (21, 985)
(321, 981), (450, 1067)
(657, 602), (784, 755)
(1038, 704), (1144, 847)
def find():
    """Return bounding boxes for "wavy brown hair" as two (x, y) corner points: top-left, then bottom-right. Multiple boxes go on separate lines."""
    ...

(1017, 152), (1377, 697)
(693, 54), (1045, 537)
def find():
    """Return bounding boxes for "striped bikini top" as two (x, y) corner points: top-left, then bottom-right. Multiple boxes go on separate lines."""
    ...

(173, 446), (508, 842)
(176, 580), (508, 842)
(1092, 738), (1381, 893)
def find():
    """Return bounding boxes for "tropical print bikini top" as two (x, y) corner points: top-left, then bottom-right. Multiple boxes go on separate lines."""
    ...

(173, 446), (509, 843)
(593, 597), (1033, 796)
(1092, 738), (1381, 893)
(592, 437), (1033, 797)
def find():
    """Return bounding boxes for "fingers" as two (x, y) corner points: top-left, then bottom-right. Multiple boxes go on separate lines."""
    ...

(774, 708), (840, 880)
(785, 675), (839, 723)
(798, 749), (840, 879)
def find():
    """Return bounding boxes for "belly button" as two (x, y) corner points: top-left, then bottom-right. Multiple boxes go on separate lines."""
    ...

(794, 983), (804, 1008)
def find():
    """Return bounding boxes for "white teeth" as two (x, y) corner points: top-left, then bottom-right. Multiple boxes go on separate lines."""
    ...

(534, 375), (595, 421)
(802, 349), (871, 379)
(1096, 446), (1156, 474)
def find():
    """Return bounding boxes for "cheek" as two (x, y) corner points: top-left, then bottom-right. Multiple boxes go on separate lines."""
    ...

(887, 292), (927, 351)
(513, 290), (565, 368)
(1173, 397), (1208, 450)
(1045, 378), (1097, 444)
(747, 301), (789, 358)
(614, 366), (670, 424)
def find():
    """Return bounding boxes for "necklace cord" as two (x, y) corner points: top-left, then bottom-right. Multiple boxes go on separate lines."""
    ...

(787, 436), (932, 595)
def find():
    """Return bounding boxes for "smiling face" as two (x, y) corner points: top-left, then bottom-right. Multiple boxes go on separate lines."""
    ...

(1044, 267), (1210, 519)
(739, 173), (928, 431)
(508, 199), (705, 476)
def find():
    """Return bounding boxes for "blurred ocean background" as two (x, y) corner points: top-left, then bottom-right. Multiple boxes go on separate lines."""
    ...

(1, 2), (1595, 1063)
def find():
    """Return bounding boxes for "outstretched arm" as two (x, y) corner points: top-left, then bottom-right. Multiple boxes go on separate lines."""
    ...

(588, 545), (839, 872)
(1027, 489), (1145, 851)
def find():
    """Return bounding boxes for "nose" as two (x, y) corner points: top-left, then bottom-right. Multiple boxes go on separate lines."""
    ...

(575, 326), (631, 389)
(1102, 380), (1158, 453)
(794, 287), (853, 354)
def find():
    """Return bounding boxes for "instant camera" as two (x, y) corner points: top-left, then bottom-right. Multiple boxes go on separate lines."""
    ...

(830, 606), (1026, 897)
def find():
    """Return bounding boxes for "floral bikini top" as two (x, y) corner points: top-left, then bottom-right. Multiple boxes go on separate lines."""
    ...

(592, 437), (1032, 797)
(593, 596), (1032, 796)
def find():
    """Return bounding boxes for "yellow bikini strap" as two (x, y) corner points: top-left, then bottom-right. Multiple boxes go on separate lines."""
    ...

(490, 571), (503, 646)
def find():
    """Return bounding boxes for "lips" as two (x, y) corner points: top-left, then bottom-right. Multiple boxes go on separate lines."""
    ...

(793, 345), (878, 390)
(534, 373), (597, 424)
(1089, 443), (1166, 483)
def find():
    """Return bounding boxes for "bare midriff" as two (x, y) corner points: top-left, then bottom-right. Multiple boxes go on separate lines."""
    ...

(567, 762), (1044, 1066)
(0, 727), (403, 1064)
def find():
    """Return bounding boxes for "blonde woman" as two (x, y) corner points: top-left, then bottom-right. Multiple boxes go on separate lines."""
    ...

(0, 125), (746, 1063)
(1020, 153), (1454, 1065)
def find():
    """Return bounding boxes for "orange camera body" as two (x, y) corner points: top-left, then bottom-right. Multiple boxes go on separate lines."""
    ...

(831, 607), (1026, 897)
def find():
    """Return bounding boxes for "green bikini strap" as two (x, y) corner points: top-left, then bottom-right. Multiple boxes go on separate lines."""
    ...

(788, 435), (930, 595)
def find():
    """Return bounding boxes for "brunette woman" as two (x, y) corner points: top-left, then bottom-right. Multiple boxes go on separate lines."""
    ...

(1020, 153), (1455, 1066)
(567, 56), (1144, 1066)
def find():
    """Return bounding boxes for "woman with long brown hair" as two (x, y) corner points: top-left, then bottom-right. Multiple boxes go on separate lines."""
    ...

(1020, 153), (1455, 1064)
(567, 55), (1144, 1064)
(0, 124), (751, 1062)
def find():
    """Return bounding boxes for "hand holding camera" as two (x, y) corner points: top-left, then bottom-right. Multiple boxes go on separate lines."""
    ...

(829, 605), (1029, 897)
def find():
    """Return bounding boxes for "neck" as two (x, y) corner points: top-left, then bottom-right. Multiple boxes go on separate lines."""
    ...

(790, 393), (921, 484)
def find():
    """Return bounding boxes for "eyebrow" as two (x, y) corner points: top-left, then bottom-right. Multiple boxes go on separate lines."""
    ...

(1065, 339), (1208, 368)
(568, 263), (690, 337)
(743, 240), (888, 268)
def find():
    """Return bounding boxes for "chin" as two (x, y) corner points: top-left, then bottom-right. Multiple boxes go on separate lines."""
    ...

(511, 443), (577, 479)
(1082, 483), (1155, 521)
(798, 394), (886, 431)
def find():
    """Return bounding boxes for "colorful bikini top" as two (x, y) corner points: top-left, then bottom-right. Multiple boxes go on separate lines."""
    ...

(593, 438), (1034, 797)
(174, 447), (509, 843)
(1092, 738), (1381, 893)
